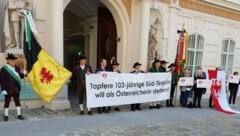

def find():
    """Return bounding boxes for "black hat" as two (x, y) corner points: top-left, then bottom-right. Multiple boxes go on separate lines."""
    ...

(77, 52), (87, 60)
(112, 61), (120, 66)
(160, 60), (169, 64)
(111, 57), (120, 66)
(78, 56), (87, 60)
(133, 62), (142, 68)
(6, 53), (17, 60)
(168, 63), (178, 68)
(153, 58), (161, 63)
(152, 58), (161, 67)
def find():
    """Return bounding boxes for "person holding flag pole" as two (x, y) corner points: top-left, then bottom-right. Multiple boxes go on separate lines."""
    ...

(174, 25), (189, 106)
(0, 53), (24, 121)
(72, 52), (93, 115)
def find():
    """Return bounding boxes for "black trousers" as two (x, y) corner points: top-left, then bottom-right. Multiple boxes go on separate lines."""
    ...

(77, 83), (86, 104)
(229, 88), (238, 104)
(166, 86), (175, 106)
(131, 103), (140, 110)
(193, 90), (203, 106)
(4, 91), (21, 108)
(98, 107), (107, 112)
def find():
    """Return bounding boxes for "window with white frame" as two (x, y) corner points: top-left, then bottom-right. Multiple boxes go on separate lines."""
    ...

(186, 34), (204, 76)
(220, 39), (235, 74)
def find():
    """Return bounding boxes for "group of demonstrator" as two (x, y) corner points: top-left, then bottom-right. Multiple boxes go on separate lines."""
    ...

(0, 53), (239, 121)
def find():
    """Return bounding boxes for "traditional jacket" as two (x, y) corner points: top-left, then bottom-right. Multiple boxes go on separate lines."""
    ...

(130, 70), (145, 74)
(159, 66), (167, 72)
(0, 65), (21, 92)
(149, 67), (161, 73)
(170, 71), (178, 86)
(72, 65), (93, 84)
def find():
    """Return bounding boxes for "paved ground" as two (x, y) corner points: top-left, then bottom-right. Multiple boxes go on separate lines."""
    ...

(0, 91), (239, 136)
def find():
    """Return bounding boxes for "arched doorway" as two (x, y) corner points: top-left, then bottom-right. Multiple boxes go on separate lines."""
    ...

(63, 0), (126, 109)
(64, 0), (118, 70)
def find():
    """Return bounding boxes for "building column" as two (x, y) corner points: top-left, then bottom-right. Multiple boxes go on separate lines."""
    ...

(167, 5), (180, 62)
(43, 0), (70, 110)
(0, 0), (5, 52)
(138, 0), (151, 70)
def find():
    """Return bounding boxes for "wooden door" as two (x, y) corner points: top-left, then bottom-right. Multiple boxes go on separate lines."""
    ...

(97, 7), (117, 69)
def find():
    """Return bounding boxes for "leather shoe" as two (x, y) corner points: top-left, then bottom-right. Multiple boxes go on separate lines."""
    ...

(79, 111), (84, 115)
(114, 107), (120, 111)
(3, 116), (8, 121)
(17, 115), (24, 120)
(88, 111), (92, 115)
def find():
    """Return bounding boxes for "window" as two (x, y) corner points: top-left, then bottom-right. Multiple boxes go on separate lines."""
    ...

(220, 39), (235, 74)
(186, 34), (204, 76)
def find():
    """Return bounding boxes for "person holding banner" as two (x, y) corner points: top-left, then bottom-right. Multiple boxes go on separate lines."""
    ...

(95, 59), (110, 114)
(166, 63), (178, 107)
(110, 57), (121, 111)
(179, 69), (192, 107)
(193, 66), (206, 108)
(149, 59), (161, 109)
(130, 62), (145, 111)
(0, 53), (24, 121)
(72, 54), (93, 115)
(159, 60), (169, 72)
(158, 60), (169, 107)
(228, 71), (240, 107)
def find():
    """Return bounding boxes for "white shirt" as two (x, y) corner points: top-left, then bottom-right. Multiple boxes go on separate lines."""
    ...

(80, 65), (85, 70)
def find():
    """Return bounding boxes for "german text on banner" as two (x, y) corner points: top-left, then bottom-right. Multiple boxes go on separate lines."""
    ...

(86, 73), (172, 108)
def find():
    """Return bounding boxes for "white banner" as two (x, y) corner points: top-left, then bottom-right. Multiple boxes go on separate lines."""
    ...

(228, 75), (239, 84)
(197, 79), (212, 88)
(178, 77), (194, 86)
(86, 73), (172, 108)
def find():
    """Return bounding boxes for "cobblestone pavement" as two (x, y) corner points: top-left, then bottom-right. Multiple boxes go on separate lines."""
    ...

(54, 115), (240, 136)
(0, 98), (239, 136)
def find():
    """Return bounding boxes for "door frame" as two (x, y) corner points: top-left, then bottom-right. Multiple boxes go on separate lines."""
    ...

(63, 0), (131, 72)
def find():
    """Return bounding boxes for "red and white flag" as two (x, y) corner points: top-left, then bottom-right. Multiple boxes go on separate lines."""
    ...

(208, 70), (240, 114)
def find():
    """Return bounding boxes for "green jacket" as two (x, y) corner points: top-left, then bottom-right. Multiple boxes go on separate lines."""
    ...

(149, 67), (161, 73)
(159, 67), (167, 72)
(171, 71), (178, 86)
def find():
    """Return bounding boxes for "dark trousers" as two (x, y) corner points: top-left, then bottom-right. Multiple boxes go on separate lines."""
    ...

(193, 90), (203, 107)
(131, 103), (140, 110)
(4, 91), (21, 108)
(77, 83), (86, 104)
(98, 107), (107, 112)
(180, 91), (189, 107)
(166, 86), (175, 106)
(229, 88), (238, 104)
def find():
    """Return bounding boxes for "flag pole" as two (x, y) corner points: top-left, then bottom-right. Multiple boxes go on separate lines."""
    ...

(22, 60), (28, 112)
(21, 1), (30, 113)
(174, 24), (186, 106)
